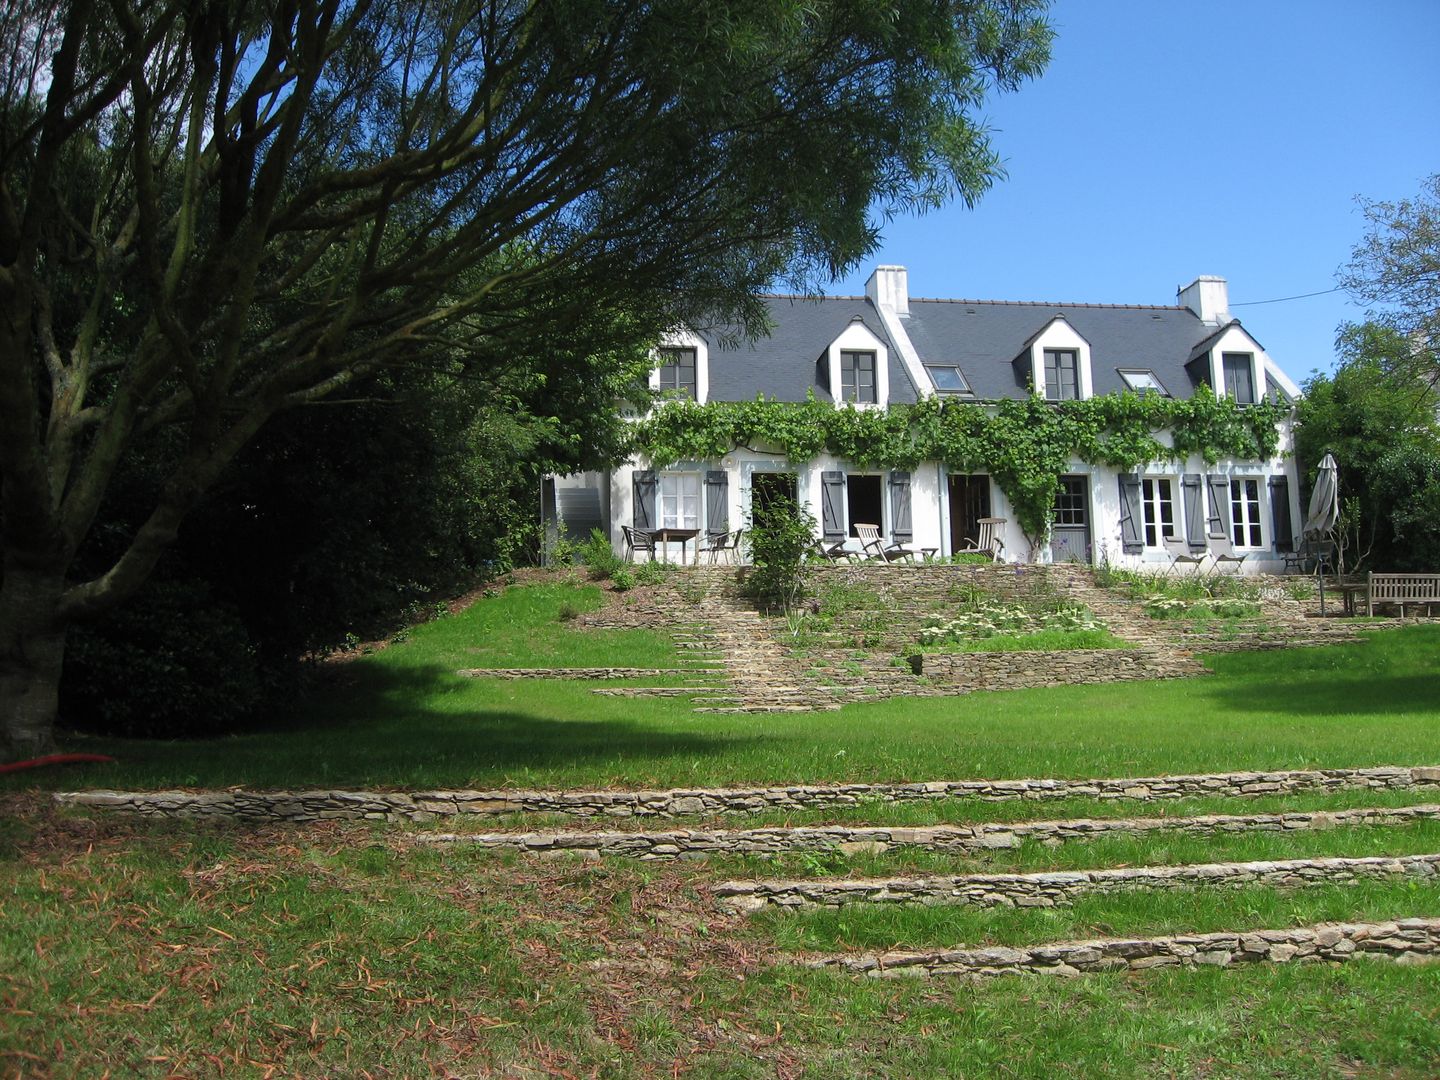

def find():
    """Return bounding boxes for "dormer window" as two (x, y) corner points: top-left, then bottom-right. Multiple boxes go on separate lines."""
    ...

(925, 364), (971, 395)
(1222, 353), (1256, 405)
(840, 350), (877, 404)
(658, 347), (697, 400)
(1119, 369), (1169, 396)
(1043, 349), (1079, 401)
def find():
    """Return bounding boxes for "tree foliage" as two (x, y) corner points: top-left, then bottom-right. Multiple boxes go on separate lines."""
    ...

(1296, 325), (1440, 571)
(1338, 174), (1440, 393)
(0, 0), (1052, 756)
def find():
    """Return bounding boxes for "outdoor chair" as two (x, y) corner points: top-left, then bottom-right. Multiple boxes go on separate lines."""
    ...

(852, 523), (933, 563)
(622, 525), (656, 562)
(701, 528), (744, 565)
(956, 517), (1007, 562)
(1163, 535), (1208, 573)
(808, 540), (857, 563)
(1210, 536), (1247, 574)
(1282, 534), (1336, 576)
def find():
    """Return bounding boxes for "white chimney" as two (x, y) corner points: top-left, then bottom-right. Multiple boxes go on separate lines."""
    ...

(866, 265), (909, 317)
(1178, 275), (1230, 325)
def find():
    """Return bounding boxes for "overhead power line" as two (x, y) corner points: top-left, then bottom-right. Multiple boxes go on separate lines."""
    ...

(1232, 287), (1343, 307)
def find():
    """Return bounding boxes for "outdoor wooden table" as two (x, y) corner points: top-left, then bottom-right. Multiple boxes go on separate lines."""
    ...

(1329, 577), (1369, 616)
(651, 527), (700, 565)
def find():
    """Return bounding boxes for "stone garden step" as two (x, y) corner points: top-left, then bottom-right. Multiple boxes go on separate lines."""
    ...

(410, 803), (1440, 860)
(805, 917), (1440, 980)
(713, 851), (1440, 912)
(56, 763), (1440, 822)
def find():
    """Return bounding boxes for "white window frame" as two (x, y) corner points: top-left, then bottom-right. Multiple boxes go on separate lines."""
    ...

(656, 346), (697, 400)
(839, 350), (878, 404)
(825, 320), (889, 409)
(659, 472), (700, 530)
(1141, 477), (1178, 549)
(1118, 368), (1169, 396)
(649, 329), (708, 404)
(1027, 317), (1094, 401)
(1229, 477), (1264, 549)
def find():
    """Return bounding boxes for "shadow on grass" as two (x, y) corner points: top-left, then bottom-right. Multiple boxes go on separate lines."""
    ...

(1203, 673), (1440, 718)
(35, 659), (761, 792)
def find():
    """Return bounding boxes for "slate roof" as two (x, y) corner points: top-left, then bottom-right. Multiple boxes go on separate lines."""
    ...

(698, 296), (919, 405)
(906, 298), (1216, 400)
(695, 292), (1270, 403)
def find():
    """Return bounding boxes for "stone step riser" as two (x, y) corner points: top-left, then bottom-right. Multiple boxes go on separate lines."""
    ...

(56, 764), (1440, 822)
(714, 852), (1440, 911)
(412, 804), (1440, 860)
(809, 918), (1440, 979)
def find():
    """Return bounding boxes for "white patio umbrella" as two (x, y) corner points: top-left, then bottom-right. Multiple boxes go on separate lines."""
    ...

(1303, 452), (1340, 540)
(1304, 452), (1341, 612)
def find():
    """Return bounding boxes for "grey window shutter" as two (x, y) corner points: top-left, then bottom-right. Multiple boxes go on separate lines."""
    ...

(1269, 476), (1293, 552)
(633, 470), (657, 530)
(1182, 474), (1206, 553)
(705, 470), (728, 534)
(889, 471), (913, 542)
(1206, 474), (1229, 539)
(821, 471), (846, 542)
(1118, 474), (1143, 554)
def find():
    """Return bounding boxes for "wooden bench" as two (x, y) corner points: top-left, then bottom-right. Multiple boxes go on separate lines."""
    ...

(1366, 573), (1440, 617)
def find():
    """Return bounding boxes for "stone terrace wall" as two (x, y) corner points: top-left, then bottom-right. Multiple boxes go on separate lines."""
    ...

(713, 852), (1440, 911)
(57, 765), (1440, 821)
(415, 804), (1440, 860)
(809, 918), (1440, 979)
(916, 648), (1190, 689)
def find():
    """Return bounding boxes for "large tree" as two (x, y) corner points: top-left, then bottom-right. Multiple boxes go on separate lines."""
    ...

(1338, 173), (1440, 394)
(0, 0), (1051, 757)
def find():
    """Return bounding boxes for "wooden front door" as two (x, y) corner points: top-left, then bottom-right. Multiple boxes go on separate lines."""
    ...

(948, 474), (991, 554)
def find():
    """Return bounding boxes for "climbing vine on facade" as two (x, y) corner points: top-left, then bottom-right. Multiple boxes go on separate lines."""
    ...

(629, 394), (1288, 543)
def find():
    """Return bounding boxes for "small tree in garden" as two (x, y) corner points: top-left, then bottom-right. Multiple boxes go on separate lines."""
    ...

(745, 496), (817, 610)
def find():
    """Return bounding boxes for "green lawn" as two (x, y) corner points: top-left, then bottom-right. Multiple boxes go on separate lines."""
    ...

(6, 581), (1440, 1077)
(12, 580), (1439, 793)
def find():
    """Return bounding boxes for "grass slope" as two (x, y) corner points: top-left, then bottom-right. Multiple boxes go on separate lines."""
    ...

(9, 581), (1439, 793)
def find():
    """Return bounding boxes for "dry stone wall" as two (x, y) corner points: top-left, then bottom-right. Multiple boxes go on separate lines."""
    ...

(457, 667), (700, 680)
(915, 649), (1195, 688)
(713, 852), (1440, 911)
(414, 803), (1440, 860)
(809, 918), (1440, 979)
(56, 764), (1440, 822)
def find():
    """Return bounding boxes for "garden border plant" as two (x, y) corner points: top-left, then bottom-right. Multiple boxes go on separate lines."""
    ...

(631, 393), (1287, 552)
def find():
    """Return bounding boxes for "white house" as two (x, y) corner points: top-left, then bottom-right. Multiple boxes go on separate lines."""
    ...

(548, 266), (1304, 572)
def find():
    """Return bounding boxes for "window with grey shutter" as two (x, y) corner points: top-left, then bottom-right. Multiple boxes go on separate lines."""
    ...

(1117, 474), (1143, 553)
(889, 471), (913, 542)
(821, 471), (846, 541)
(705, 470), (728, 535)
(633, 470), (658, 530)
(1182, 474), (1206, 552)
(1269, 476), (1293, 552)
(1206, 474), (1230, 538)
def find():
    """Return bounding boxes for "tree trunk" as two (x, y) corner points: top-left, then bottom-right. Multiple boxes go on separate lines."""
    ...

(0, 565), (67, 760)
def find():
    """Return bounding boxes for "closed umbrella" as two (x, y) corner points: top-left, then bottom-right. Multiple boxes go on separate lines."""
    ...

(1304, 452), (1340, 613)
(1303, 452), (1340, 540)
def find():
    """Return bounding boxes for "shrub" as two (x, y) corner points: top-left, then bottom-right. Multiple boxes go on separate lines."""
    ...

(611, 567), (636, 592)
(62, 579), (266, 738)
(579, 527), (625, 580)
(745, 495), (816, 608)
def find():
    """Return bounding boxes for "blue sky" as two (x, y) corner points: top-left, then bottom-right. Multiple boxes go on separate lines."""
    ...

(833, 0), (1439, 384)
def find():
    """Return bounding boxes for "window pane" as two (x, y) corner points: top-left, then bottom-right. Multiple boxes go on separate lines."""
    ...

(927, 365), (969, 393)
(1223, 354), (1255, 404)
